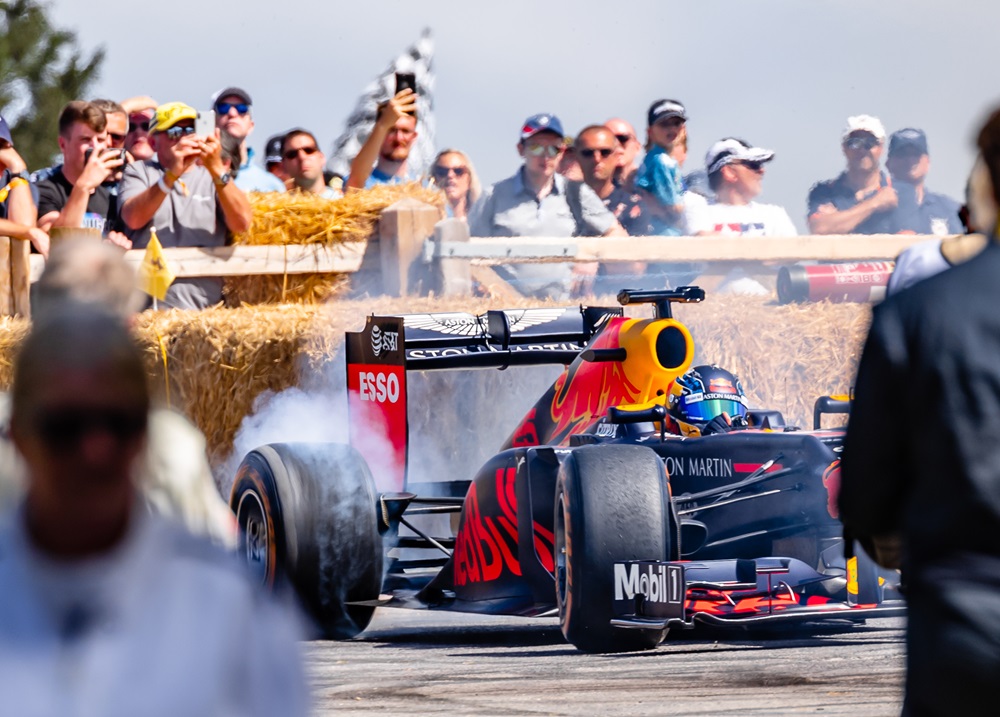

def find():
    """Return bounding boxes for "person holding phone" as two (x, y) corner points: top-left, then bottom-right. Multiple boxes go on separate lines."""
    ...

(119, 102), (252, 310)
(345, 73), (419, 190)
(35, 101), (125, 240)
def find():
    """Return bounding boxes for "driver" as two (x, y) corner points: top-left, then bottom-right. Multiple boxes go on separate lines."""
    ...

(666, 365), (749, 436)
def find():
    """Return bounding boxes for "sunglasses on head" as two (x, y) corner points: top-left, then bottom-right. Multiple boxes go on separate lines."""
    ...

(579, 148), (615, 160)
(524, 144), (562, 158)
(215, 102), (249, 116)
(845, 135), (879, 151)
(35, 408), (147, 453)
(283, 145), (319, 160)
(614, 134), (632, 145)
(128, 120), (151, 133)
(164, 125), (196, 140)
(432, 165), (468, 179)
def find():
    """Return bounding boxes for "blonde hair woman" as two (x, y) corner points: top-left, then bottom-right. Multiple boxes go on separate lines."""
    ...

(428, 149), (482, 220)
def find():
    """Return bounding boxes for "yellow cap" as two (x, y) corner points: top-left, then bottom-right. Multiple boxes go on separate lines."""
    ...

(149, 102), (198, 134)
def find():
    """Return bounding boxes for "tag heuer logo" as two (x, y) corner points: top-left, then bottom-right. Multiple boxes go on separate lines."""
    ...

(371, 325), (399, 357)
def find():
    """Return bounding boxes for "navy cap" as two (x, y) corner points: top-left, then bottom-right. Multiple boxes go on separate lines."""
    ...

(265, 133), (285, 164)
(888, 128), (929, 156)
(647, 99), (687, 126)
(211, 86), (252, 106)
(520, 113), (564, 141)
(0, 115), (11, 146)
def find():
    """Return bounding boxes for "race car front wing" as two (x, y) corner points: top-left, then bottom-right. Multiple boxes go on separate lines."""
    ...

(610, 557), (905, 631)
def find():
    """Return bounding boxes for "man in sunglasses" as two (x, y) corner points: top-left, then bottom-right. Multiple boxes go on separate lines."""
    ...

(469, 113), (625, 299)
(807, 115), (897, 235)
(211, 87), (284, 193)
(122, 96), (158, 162)
(688, 138), (797, 238)
(35, 101), (125, 240)
(0, 304), (309, 714)
(604, 118), (641, 190)
(119, 101), (252, 309)
(280, 129), (341, 199)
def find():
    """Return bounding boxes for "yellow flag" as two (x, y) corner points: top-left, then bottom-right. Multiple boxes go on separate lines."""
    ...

(138, 228), (175, 301)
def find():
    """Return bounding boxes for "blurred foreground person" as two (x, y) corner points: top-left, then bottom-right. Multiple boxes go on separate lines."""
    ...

(840, 107), (1000, 716)
(27, 240), (237, 547)
(0, 305), (309, 716)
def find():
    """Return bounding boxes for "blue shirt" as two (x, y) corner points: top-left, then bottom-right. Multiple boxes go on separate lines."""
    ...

(634, 146), (685, 236)
(345, 165), (416, 190)
(889, 182), (963, 235)
(234, 148), (285, 193)
(807, 171), (894, 234)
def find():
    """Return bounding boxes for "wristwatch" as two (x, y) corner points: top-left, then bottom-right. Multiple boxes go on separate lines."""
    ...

(213, 172), (232, 188)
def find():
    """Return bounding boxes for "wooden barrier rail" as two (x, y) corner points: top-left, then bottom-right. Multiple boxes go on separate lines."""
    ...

(3, 199), (950, 315)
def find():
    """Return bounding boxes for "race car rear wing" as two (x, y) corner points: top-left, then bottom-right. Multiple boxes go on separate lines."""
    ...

(344, 305), (622, 491)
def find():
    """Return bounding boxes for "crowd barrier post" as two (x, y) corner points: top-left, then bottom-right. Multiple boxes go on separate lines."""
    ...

(377, 198), (441, 297)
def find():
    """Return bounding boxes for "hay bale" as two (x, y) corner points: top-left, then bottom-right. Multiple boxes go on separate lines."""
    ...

(224, 184), (445, 306)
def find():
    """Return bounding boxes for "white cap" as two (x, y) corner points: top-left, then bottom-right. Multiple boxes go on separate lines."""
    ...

(843, 115), (886, 141)
(705, 138), (775, 175)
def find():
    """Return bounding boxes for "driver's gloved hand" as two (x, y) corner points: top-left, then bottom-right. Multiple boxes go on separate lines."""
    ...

(702, 414), (733, 435)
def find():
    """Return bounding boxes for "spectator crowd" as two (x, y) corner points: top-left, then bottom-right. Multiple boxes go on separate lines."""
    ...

(0, 84), (969, 304)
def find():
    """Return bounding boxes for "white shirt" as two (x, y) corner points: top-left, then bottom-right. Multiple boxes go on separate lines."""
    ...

(687, 200), (798, 237)
(0, 508), (309, 717)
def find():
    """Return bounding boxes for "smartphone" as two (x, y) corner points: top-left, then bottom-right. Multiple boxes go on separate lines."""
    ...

(195, 109), (216, 138)
(394, 72), (416, 95)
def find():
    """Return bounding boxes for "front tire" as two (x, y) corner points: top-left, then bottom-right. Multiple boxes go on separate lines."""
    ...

(230, 442), (383, 639)
(555, 444), (672, 653)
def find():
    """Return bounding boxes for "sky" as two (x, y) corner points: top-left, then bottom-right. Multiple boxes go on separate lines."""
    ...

(41, 0), (1000, 231)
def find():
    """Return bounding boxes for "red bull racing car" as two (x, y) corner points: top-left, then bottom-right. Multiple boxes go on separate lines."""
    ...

(230, 287), (903, 653)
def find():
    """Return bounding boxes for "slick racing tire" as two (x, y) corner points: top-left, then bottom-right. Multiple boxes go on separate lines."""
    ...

(555, 444), (672, 653)
(230, 442), (383, 639)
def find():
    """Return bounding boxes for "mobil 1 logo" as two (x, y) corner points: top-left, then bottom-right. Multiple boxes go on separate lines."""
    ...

(613, 560), (685, 620)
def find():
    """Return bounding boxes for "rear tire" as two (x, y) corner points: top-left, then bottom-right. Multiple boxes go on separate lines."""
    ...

(230, 442), (383, 639)
(555, 445), (672, 653)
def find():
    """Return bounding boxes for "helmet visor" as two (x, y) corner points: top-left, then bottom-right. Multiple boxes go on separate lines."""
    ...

(681, 397), (747, 423)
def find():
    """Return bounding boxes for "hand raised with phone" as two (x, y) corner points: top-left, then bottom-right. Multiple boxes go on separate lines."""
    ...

(79, 147), (125, 191)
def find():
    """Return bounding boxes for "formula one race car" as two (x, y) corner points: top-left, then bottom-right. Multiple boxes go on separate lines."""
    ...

(230, 287), (903, 653)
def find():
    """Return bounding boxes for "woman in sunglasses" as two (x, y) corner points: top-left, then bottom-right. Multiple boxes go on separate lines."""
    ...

(427, 149), (481, 220)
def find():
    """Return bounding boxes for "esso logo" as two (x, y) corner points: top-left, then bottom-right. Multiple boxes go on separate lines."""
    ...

(358, 371), (400, 404)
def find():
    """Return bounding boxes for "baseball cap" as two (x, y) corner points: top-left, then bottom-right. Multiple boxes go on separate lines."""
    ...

(211, 86), (252, 106)
(647, 99), (687, 127)
(149, 102), (198, 134)
(0, 115), (12, 146)
(265, 133), (285, 164)
(705, 138), (775, 175)
(843, 115), (886, 142)
(520, 113), (564, 141)
(888, 127), (929, 156)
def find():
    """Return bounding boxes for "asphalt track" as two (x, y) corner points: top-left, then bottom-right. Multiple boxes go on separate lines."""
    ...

(305, 610), (905, 716)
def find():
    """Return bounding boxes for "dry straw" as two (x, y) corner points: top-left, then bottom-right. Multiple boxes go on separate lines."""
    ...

(224, 184), (445, 306)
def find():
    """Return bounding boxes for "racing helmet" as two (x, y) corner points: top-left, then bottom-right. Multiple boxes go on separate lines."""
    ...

(668, 365), (748, 436)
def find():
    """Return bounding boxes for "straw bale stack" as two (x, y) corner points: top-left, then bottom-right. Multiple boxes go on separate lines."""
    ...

(224, 184), (445, 305)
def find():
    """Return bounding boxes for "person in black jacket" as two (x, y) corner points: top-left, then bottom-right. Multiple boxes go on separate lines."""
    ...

(840, 107), (1000, 717)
